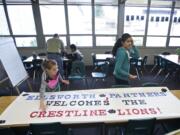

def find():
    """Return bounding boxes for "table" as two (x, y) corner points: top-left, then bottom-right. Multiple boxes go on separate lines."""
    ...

(159, 54), (180, 66)
(23, 56), (69, 63)
(0, 89), (180, 135)
(95, 54), (114, 61)
(23, 56), (43, 63)
(0, 89), (180, 115)
(0, 90), (179, 116)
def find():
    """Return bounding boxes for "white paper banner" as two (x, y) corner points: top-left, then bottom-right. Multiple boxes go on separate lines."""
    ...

(1, 87), (180, 126)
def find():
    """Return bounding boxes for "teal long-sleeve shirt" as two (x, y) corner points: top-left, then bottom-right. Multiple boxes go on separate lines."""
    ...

(113, 47), (130, 81)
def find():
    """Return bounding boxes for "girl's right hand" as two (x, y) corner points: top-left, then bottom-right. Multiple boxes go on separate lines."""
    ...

(129, 74), (137, 80)
(39, 100), (46, 111)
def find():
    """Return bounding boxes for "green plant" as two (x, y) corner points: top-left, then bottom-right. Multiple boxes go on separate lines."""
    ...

(176, 48), (180, 56)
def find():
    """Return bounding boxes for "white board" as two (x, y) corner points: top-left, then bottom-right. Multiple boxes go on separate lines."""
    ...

(0, 37), (28, 86)
(1, 87), (180, 126)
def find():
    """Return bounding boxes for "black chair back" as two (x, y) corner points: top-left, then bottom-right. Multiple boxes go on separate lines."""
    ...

(162, 52), (171, 55)
(0, 127), (15, 135)
(32, 59), (43, 69)
(91, 53), (96, 65)
(125, 118), (156, 135)
(38, 53), (47, 56)
(29, 122), (67, 135)
(142, 56), (148, 66)
(104, 51), (112, 54)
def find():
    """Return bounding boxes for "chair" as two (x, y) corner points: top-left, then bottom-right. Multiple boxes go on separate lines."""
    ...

(131, 56), (148, 80)
(0, 127), (15, 135)
(124, 118), (156, 135)
(150, 55), (161, 73)
(21, 56), (27, 61)
(91, 62), (109, 88)
(162, 119), (180, 134)
(165, 129), (180, 135)
(38, 53), (47, 57)
(91, 53), (106, 71)
(130, 58), (140, 80)
(68, 61), (88, 89)
(111, 84), (130, 88)
(23, 61), (34, 75)
(153, 56), (167, 79)
(104, 51), (112, 54)
(142, 82), (159, 87)
(162, 52), (171, 55)
(29, 122), (67, 135)
(160, 64), (179, 84)
(32, 59), (43, 81)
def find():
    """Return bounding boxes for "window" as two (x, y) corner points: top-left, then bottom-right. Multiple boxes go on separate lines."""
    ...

(125, 0), (148, 6)
(175, 1), (180, 8)
(124, 7), (147, 35)
(15, 37), (37, 47)
(40, 6), (66, 35)
(45, 36), (67, 46)
(0, 6), (10, 35)
(70, 36), (92, 47)
(7, 5), (36, 35)
(67, 0), (91, 4)
(68, 6), (92, 34)
(95, 6), (117, 34)
(169, 38), (180, 47)
(96, 36), (116, 46)
(146, 37), (166, 47)
(151, 0), (172, 8)
(95, 0), (118, 5)
(39, 0), (64, 4)
(132, 37), (143, 46)
(147, 8), (171, 36)
(170, 9), (180, 36)
(5, 0), (31, 4)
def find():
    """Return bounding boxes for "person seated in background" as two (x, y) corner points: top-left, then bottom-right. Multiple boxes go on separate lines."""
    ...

(129, 40), (140, 59)
(69, 44), (84, 62)
(66, 44), (84, 75)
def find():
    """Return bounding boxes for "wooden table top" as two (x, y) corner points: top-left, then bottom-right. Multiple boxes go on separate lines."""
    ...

(0, 90), (180, 115)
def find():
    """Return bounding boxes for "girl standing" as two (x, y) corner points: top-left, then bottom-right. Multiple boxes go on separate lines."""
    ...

(39, 59), (69, 111)
(113, 33), (137, 85)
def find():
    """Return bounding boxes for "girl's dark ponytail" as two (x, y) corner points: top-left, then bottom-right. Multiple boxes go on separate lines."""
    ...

(112, 33), (132, 56)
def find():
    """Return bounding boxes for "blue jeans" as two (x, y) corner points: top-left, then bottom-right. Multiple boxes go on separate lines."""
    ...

(47, 53), (64, 77)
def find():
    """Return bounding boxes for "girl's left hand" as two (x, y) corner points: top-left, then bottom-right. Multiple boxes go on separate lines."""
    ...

(62, 80), (70, 85)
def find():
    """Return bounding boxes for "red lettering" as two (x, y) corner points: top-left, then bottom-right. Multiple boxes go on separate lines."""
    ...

(98, 109), (107, 116)
(30, 111), (38, 118)
(140, 108), (149, 115)
(65, 110), (74, 117)
(149, 108), (157, 114)
(74, 110), (82, 116)
(125, 109), (132, 115)
(82, 110), (88, 116)
(90, 110), (98, 116)
(56, 111), (63, 117)
(156, 107), (162, 114)
(47, 111), (56, 117)
(38, 111), (46, 118)
(132, 109), (140, 114)
(117, 109), (126, 115)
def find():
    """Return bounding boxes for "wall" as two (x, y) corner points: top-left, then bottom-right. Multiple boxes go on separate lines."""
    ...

(18, 47), (178, 66)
